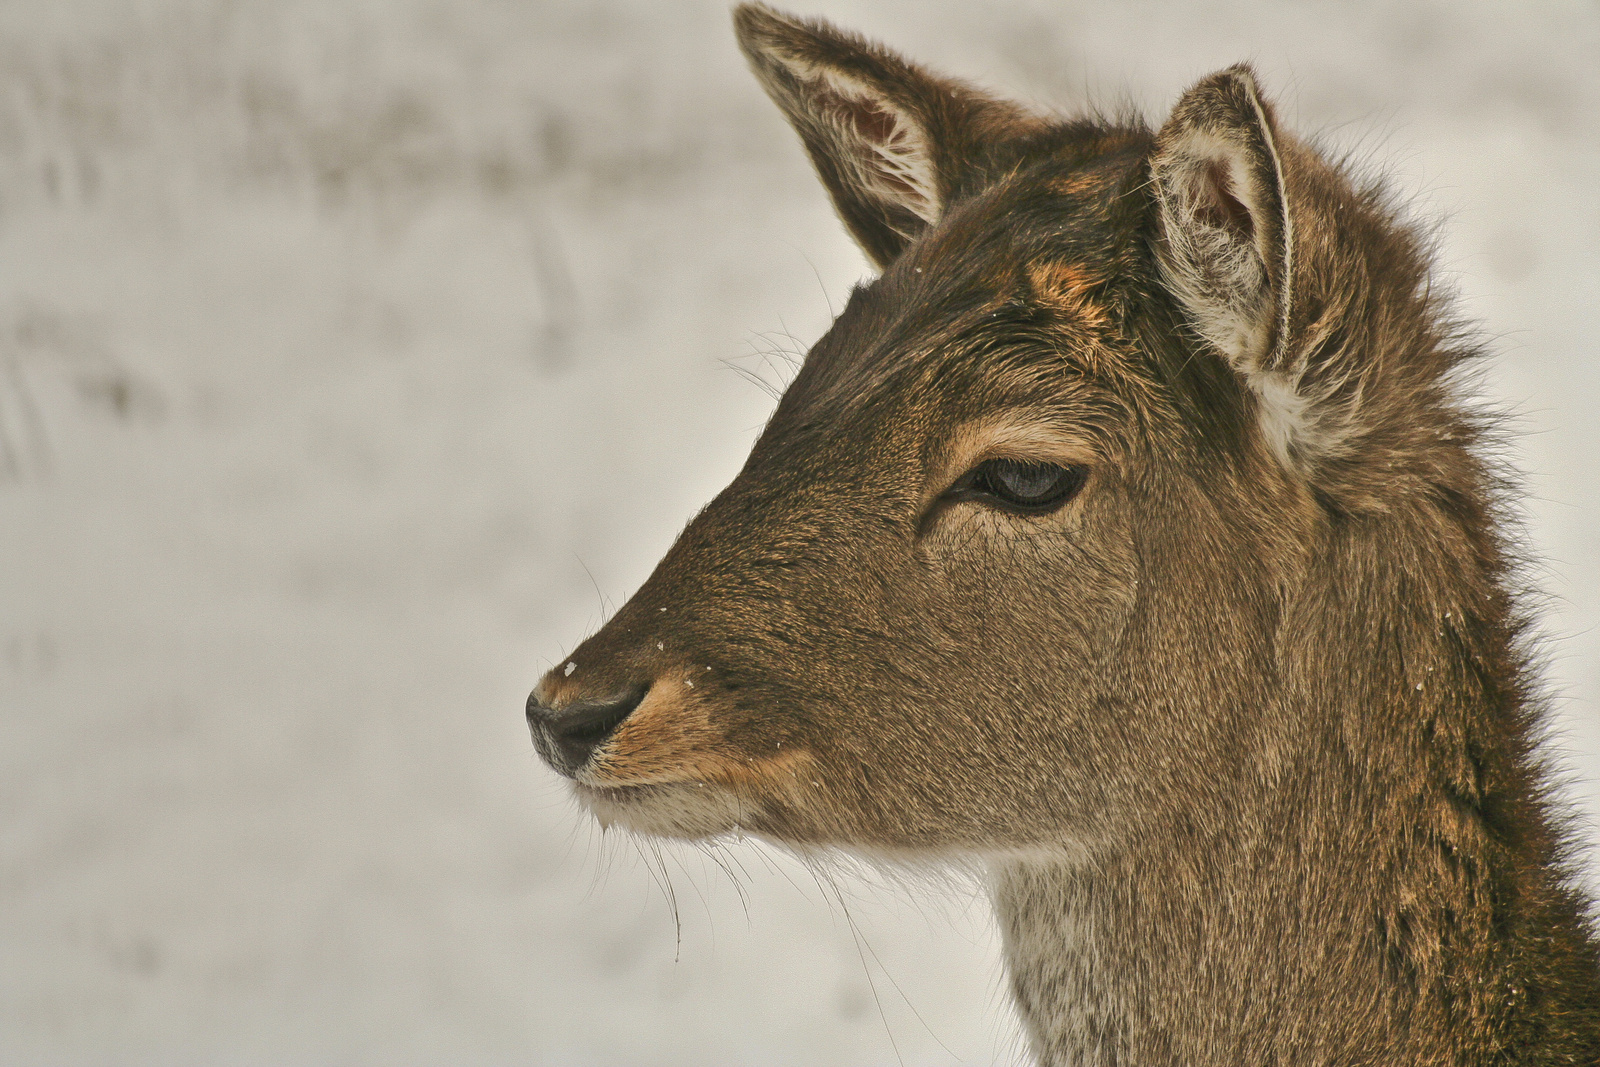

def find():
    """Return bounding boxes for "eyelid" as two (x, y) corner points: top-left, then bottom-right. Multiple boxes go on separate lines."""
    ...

(917, 458), (1089, 536)
(922, 417), (1098, 512)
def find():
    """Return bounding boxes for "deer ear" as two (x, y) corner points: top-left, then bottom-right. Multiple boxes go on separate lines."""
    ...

(1151, 65), (1293, 379)
(734, 3), (1034, 269)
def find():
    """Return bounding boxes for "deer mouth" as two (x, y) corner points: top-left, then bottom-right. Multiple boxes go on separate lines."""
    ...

(531, 660), (819, 838)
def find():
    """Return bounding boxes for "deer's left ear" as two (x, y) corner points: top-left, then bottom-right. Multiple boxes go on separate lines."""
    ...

(1151, 65), (1293, 379)
(735, 3), (1043, 269)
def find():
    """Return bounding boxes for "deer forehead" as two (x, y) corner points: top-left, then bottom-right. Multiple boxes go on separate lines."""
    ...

(757, 332), (1114, 497)
(771, 194), (1140, 435)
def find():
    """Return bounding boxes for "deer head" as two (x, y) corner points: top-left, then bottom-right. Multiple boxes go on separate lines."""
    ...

(529, 1), (1401, 854)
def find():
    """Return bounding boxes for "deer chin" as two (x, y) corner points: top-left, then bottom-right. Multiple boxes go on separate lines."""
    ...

(571, 781), (748, 839)
(572, 747), (819, 841)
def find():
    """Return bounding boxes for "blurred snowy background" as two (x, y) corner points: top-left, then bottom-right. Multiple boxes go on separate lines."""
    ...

(1, 1), (1596, 1064)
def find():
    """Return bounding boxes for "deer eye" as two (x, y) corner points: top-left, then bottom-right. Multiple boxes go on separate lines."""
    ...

(951, 458), (1087, 514)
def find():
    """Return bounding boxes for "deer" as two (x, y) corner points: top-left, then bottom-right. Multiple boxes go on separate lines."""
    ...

(525, 5), (1600, 1063)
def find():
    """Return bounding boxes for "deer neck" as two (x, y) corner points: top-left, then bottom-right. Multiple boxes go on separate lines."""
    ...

(991, 856), (1127, 1067)
(989, 790), (1394, 1066)
(986, 568), (1593, 1067)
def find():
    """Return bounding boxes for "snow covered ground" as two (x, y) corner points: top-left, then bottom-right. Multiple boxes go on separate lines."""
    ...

(1, 1), (1596, 1063)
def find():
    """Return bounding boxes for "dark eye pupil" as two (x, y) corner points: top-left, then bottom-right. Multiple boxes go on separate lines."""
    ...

(972, 459), (1084, 510)
(986, 460), (1058, 500)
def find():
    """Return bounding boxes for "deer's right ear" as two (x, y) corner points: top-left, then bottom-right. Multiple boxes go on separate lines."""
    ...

(1149, 65), (1293, 378)
(734, 3), (1038, 269)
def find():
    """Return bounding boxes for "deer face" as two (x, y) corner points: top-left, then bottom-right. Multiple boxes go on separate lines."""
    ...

(529, 5), (1320, 856)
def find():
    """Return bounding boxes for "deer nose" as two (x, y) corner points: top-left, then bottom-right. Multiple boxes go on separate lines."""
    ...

(526, 684), (647, 777)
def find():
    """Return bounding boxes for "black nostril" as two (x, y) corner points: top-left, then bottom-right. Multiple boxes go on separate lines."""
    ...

(526, 685), (648, 776)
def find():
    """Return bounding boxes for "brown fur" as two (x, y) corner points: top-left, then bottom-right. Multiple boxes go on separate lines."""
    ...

(526, 6), (1600, 1063)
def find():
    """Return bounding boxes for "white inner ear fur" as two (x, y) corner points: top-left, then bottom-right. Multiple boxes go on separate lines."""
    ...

(1155, 91), (1330, 470)
(806, 66), (942, 225)
(1155, 128), (1274, 366)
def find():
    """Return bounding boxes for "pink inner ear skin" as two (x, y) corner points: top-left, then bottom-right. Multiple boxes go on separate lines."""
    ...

(1198, 158), (1254, 240)
(837, 93), (896, 143)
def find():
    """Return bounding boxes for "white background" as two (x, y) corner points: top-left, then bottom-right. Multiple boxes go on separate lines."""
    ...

(2, 2), (1597, 1064)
